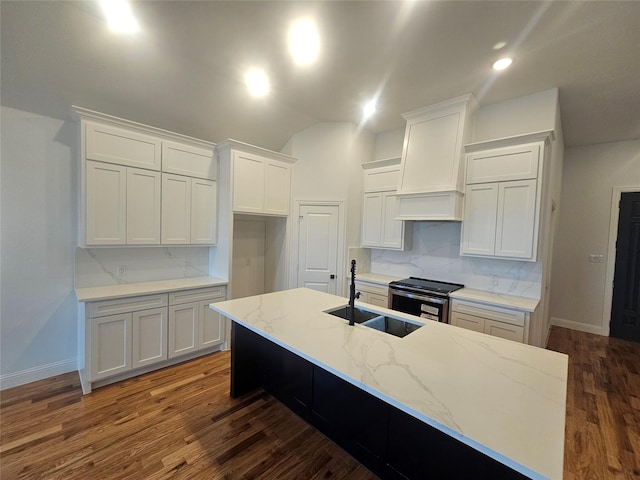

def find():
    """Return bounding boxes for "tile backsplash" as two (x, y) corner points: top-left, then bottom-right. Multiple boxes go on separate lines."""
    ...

(75, 247), (210, 288)
(369, 222), (542, 298)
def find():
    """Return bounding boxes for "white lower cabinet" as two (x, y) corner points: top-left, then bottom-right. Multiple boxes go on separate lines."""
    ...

(132, 307), (167, 368)
(91, 312), (132, 380)
(83, 285), (226, 393)
(168, 287), (226, 358)
(450, 299), (526, 343)
(355, 280), (389, 308)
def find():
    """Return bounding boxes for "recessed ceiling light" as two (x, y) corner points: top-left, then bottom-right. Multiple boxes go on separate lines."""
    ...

(492, 57), (513, 71)
(288, 19), (320, 66)
(245, 68), (270, 97)
(100, 0), (139, 34)
(362, 99), (377, 120)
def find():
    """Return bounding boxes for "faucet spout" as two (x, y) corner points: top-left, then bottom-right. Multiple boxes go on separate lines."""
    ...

(348, 259), (360, 326)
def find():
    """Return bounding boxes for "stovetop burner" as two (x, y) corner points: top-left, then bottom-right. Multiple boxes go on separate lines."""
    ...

(389, 277), (464, 295)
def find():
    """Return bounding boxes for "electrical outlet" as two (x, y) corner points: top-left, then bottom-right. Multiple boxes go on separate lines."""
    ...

(588, 254), (604, 263)
(118, 265), (127, 276)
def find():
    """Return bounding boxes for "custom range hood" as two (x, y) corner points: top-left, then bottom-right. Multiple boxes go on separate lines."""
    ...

(395, 94), (477, 221)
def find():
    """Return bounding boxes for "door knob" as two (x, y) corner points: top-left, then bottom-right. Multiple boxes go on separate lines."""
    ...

(330, 274), (335, 279)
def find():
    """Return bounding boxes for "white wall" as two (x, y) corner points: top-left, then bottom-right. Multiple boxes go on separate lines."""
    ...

(283, 122), (374, 279)
(0, 106), (77, 388)
(373, 128), (404, 160)
(550, 140), (640, 334)
(473, 88), (559, 142)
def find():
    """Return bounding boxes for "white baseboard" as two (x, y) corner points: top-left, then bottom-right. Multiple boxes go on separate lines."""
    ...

(0, 358), (77, 391)
(551, 317), (605, 336)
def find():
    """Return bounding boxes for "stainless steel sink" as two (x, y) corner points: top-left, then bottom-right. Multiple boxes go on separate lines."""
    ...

(325, 306), (423, 338)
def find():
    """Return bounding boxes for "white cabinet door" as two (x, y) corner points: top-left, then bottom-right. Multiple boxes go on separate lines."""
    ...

(367, 293), (389, 308)
(233, 153), (265, 213)
(495, 180), (537, 259)
(86, 160), (127, 245)
(85, 121), (161, 171)
(132, 307), (167, 368)
(91, 313), (132, 380)
(168, 302), (198, 358)
(199, 300), (224, 349)
(162, 173), (191, 244)
(450, 312), (485, 333)
(162, 140), (216, 180)
(466, 143), (539, 184)
(484, 319), (524, 342)
(264, 161), (291, 215)
(191, 178), (217, 245)
(461, 183), (498, 256)
(381, 193), (403, 249)
(126, 168), (161, 244)
(361, 193), (384, 246)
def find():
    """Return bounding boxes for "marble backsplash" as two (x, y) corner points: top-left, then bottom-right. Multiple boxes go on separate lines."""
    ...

(369, 222), (542, 298)
(75, 247), (210, 288)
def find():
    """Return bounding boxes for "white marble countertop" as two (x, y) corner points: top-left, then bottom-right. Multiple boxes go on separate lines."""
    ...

(75, 276), (228, 302)
(210, 288), (567, 480)
(450, 288), (540, 312)
(353, 272), (402, 286)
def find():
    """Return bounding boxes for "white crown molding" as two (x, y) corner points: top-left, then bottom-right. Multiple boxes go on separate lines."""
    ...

(216, 139), (297, 164)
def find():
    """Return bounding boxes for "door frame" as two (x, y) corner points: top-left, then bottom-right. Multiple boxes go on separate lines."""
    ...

(290, 200), (346, 297)
(603, 185), (640, 336)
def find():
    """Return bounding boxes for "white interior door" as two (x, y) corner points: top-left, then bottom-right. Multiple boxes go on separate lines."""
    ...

(297, 205), (339, 294)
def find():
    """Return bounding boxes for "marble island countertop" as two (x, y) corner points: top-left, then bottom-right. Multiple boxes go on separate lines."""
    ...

(75, 276), (227, 302)
(210, 288), (567, 479)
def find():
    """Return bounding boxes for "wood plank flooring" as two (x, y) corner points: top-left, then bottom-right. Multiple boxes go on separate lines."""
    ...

(0, 351), (375, 479)
(1, 326), (638, 479)
(547, 326), (640, 479)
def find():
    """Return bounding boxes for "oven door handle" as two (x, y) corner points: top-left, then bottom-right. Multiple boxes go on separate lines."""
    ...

(389, 289), (447, 305)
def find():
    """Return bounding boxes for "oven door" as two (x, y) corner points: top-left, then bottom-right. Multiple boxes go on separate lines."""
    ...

(388, 287), (450, 323)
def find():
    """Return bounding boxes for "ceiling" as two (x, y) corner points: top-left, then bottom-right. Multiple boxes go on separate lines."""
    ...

(2, 1), (639, 151)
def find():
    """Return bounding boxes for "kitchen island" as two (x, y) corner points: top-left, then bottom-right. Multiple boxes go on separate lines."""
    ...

(209, 288), (567, 479)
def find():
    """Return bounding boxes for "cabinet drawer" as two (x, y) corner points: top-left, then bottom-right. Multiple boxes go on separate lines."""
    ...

(364, 166), (400, 192)
(89, 294), (168, 318)
(354, 281), (388, 297)
(162, 141), (216, 180)
(484, 319), (524, 342)
(451, 299), (524, 326)
(450, 312), (484, 333)
(466, 143), (539, 184)
(85, 121), (161, 171)
(169, 286), (226, 305)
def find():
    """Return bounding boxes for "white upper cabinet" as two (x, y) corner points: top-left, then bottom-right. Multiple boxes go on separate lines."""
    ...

(232, 152), (265, 214)
(264, 160), (292, 215)
(75, 107), (217, 246)
(190, 177), (217, 245)
(360, 158), (408, 250)
(218, 140), (296, 217)
(162, 173), (192, 244)
(162, 140), (216, 181)
(126, 168), (161, 244)
(461, 131), (554, 262)
(466, 143), (540, 184)
(85, 121), (162, 171)
(396, 94), (476, 221)
(86, 160), (127, 245)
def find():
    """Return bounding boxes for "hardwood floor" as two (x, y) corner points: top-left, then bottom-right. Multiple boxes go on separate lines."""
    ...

(547, 326), (640, 479)
(1, 326), (638, 479)
(0, 351), (375, 480)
